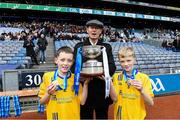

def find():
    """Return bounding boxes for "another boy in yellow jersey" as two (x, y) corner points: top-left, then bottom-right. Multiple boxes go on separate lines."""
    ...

(112, 47), (154, 120)
(38, 46), (89, 120)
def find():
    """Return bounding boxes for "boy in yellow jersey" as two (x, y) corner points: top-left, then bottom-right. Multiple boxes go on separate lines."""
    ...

(38, 46), (89, 120)
(112, 47), (154, 120)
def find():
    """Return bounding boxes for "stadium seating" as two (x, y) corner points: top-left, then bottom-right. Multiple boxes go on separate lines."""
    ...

(0, 27), (24, 35)
(0, 41), (32, 67)
(55, 40), (80, 51)
(55, 40), (180, 75)
(110, 42), (180, 75)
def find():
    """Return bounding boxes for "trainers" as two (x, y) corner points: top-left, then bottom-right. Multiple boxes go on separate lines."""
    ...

(43, 61), (46, 64)
(40, 61), (42, 64)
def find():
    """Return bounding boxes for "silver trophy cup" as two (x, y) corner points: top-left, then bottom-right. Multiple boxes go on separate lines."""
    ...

(81, 45), (103, 76)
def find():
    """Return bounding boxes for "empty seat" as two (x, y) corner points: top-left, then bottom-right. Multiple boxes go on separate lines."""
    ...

(0, 54), (6, 57)
(3, 57), (12, 61)
(8, 60), (18, 64)
(12, 57), (22, 60)
(155, 64), (163, 68)
(162, 64), (169, 68)
(137, 61), (145, 65)
(147, 64), (155, 69)
(7, 53), (16, 57)
(144, 61), (152, 64)
(139, 65), (147, 69)
(116, 65), (122, 71)
(0, 60), (7, 64)
(159, 68), (170, 74)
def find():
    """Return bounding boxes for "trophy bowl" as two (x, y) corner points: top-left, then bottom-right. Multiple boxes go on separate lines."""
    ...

(82, 45), (102, 59)
(81, 45), (103, 76)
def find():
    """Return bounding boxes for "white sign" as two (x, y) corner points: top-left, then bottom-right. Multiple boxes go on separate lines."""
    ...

(79, 8), (92, 14)
(144, 15), (154, 19)
(161, 17), (170, 21)
(150, 78), (165, 92)
(125, 13), (136, 18)
(103, 11), (115, 16)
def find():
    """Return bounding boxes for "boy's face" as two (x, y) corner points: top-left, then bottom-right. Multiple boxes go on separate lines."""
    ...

(119, 56), (135, 74)
(54, 52), (73, 75)
(86, 26), (102, 41)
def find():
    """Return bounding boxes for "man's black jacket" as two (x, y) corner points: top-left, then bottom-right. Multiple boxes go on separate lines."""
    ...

(71, 38), (116, 107)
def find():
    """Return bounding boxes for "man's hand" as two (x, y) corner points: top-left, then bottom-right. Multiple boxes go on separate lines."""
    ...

(80, 76), (90, 82)
(97, 75), (104, 80)
(84, 78), (91, 85)
(97, 75), (112, 81)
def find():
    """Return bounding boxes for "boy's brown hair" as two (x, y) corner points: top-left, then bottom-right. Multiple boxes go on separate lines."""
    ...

(118, 46), (135, 60)
(55, 46), (73, 58)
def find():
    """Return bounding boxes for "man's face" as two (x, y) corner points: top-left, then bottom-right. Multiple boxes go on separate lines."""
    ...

(177, 36), (180, 40)
(54, 52), (73, 75)
(119, 56), (135, 74)
(41, 34), (44, 38)
(86, 26), (103, 41)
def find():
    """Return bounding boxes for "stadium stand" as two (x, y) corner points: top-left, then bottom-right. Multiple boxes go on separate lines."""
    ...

(54, 39), (180, 75)
(0, 40), (32, 67)
(0, 40), (32, 92)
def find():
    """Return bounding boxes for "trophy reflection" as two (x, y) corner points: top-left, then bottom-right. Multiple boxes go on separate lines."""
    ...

(81, 45), (103, 76)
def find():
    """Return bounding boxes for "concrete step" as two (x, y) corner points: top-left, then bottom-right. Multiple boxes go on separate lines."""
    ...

(32, 65), (56, 70)
(32, 63), (56, 69)
(45, 57), (54, 61)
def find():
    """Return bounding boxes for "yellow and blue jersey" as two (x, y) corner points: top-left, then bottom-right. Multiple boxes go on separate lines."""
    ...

(38, 71), (82, 120)
(113, 71), (154, 120)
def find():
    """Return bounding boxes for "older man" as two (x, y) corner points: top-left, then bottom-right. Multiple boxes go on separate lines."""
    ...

(72, 19), (116, 119)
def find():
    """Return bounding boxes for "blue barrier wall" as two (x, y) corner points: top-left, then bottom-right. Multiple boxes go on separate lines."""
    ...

(150, 73), (180, 96)
(20, 71), (180, 96)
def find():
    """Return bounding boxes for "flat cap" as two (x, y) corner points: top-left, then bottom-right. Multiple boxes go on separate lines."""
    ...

(86, 19), (104, 28)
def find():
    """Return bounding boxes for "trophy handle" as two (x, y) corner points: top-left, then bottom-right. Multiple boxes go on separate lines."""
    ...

(100, 46), (105, 51)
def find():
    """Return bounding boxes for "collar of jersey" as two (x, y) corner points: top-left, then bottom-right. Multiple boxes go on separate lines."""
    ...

(57, 71), (71, 80)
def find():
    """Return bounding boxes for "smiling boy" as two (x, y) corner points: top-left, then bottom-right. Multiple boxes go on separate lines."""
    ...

(112, 46), (154, 120)
(38, 46), (89, 120)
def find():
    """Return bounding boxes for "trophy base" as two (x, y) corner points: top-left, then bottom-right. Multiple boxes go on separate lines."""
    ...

(81, 67), (103, 77)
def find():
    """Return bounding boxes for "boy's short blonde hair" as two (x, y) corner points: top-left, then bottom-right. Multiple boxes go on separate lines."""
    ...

(118, 47), (135, 59)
